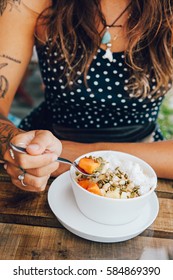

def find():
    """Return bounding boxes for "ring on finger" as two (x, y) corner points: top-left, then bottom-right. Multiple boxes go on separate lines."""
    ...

(18, 171), (27, 187)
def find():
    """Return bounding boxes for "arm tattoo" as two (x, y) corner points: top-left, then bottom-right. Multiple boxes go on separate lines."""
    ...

(0, 63), (8, 69)
(0, 0), (21, 16)
(0, 117), (23, 159)
(0, 122), (16, 158)
(0, 63), (9, 98)
(0, 54), (21, 64)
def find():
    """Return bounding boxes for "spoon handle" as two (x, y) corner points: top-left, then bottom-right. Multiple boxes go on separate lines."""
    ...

(10, 144), (26, 153)
(56, 157), (72, 165)
(10, 143), (73, 166)
(9, 143), (94, 176)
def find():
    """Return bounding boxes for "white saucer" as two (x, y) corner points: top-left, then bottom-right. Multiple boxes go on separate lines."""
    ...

(48, 171), (159, 243)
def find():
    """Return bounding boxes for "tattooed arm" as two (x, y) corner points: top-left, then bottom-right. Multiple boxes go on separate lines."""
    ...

(0, 0), (51, 154)
(0, 1), (35, 161)
(0, 1), (62, 192)
(0, 0), (50, 16)
(0, 1), (21, 16)
(0, 114), (24, 159)
(0, 0), (37, 159)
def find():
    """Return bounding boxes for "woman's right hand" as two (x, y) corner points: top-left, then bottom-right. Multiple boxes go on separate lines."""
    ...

(3, 130), (62, 192)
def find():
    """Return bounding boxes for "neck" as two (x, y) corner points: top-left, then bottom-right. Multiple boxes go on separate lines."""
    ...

(99, 0), (131, 59)
(101, 0), (131, 8)
(100, 0), (131, 28)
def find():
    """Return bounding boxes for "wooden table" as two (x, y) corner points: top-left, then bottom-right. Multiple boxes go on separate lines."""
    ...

(0, 142), (173, 260)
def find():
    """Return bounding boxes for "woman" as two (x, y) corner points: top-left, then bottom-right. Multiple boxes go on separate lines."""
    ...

(0, 0), (173, 192)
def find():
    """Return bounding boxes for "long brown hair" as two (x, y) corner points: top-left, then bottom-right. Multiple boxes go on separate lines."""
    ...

(37, 0), (173, 98)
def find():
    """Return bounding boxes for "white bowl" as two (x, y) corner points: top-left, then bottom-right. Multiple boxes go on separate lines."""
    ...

(70, 150), (157, 225)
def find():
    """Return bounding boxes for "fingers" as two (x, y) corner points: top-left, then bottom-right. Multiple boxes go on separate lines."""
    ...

(3, 130), (62, 192)
(15, 152), (58, 169)
(11, 176), (49, 192)
(6, 161), (59, 178)
(4, 129), (62, 157)
(4, 148), (58, 168)
(21, 130), (62, 156)
(4, 130), (62, 167)
(5, 163), (53, 192)
(24, 162), (59, 177)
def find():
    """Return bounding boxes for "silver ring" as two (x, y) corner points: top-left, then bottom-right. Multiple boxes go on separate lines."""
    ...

(18, 172), (27, 186)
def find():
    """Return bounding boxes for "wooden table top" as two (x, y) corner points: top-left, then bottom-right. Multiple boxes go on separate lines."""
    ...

(0, 142), (173, 260)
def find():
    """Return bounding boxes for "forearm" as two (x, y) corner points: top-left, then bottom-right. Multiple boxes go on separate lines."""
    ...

(0, 114), (23, 159)
(61, 140), (173, 180)
(91, 140), (173, 179)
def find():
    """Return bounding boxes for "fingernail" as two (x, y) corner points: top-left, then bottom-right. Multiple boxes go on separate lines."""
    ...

(4, 164), (7, 170)
(27, 144), (40, 151)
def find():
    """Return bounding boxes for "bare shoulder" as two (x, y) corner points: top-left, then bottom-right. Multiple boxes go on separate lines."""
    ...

(0, 0), (51, 17)
(22, 0), (52, 14)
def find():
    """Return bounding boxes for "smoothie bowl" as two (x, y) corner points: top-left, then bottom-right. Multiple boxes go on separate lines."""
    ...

(70, 150), (157, 225)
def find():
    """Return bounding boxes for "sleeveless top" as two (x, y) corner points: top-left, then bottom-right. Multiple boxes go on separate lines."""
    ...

(19, 39), (171, 142)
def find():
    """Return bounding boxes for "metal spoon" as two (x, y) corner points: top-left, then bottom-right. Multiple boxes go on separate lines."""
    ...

(9, 142), (93, 176)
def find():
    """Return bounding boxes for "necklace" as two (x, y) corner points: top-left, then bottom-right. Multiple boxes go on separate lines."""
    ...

(100, 2), (132, 62)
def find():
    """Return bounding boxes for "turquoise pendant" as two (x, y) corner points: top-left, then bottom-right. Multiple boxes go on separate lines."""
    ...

(101, 30), (111, 44)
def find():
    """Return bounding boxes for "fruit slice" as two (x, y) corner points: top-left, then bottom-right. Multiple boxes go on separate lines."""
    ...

(78, 179), (101, 195)
(78, 179), (90, 189)
(78, 157), (101, 174)
(87, 182), (101, 195)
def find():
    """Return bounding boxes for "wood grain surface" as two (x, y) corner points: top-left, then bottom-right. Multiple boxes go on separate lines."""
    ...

(0, 142), (173, 260)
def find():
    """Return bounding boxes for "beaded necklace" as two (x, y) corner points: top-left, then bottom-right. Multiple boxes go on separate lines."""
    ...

(100, 2), (132, 62)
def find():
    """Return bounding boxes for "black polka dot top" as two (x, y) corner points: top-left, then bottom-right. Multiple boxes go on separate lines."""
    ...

(19, 41), (170, 142)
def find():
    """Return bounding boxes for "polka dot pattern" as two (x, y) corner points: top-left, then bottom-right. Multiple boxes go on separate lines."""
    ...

(19, 44), (167, 141)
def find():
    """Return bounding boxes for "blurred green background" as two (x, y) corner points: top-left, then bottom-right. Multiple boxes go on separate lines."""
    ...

(158, 90), (173, 139)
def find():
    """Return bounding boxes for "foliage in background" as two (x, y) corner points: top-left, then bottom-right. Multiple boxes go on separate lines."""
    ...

(158, 90), (173, 139)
